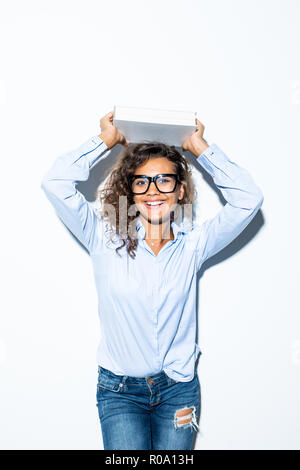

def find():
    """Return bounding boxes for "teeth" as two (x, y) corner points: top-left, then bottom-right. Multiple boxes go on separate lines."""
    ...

(146, 201), (164, 206)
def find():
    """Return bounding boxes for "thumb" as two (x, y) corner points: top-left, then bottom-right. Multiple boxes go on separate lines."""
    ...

(119, 132), (130, 146)
(107, 111), (114, 123)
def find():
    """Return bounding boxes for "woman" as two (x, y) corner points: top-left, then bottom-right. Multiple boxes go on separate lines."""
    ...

(41, 111), (264, 450)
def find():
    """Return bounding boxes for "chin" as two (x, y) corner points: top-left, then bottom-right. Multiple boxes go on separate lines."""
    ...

(141, 210), (172, 224)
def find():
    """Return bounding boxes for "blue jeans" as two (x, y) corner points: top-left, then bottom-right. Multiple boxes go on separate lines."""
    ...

(96, 365), (201, 450)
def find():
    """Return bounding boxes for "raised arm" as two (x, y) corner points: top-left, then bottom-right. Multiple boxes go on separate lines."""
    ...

(182, 119), (264, 267)
(40, 112), (130, 255)
(41, 136), (111, 254)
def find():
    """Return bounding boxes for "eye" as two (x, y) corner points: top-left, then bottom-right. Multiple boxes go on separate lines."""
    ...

(158, 177), (171, 183)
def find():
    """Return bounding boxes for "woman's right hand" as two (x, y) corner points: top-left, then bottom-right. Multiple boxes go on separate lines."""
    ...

(98, 111), (130, 149)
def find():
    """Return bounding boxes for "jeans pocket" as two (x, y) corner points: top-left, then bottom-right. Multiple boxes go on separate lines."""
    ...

(97, 367), (125, 393)
(166, 375), (179, 386)
(168, 373), (199, 391)
(97, 377), (124, 393)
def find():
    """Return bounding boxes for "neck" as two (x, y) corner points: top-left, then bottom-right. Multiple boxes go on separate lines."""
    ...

(141, 218), (174, 243)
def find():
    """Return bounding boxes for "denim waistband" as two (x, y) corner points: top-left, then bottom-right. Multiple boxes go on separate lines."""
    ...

(98, 365), (173, 384)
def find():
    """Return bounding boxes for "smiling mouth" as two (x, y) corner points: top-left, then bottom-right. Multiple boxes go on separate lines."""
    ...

(143, 201), (166, 209)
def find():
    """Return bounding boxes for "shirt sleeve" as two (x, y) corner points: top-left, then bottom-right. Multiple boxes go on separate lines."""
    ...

(193, 143), (264, 268)
(40, 135), (110, 255)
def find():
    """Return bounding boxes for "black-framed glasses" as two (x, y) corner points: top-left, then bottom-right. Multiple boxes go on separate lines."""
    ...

(128, 174), (179, 194)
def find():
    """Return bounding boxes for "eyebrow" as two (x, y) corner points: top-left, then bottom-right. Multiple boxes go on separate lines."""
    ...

(133, 173), (176, 176)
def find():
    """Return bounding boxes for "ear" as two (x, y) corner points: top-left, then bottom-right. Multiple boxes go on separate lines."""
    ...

(178, 183), (184, 201)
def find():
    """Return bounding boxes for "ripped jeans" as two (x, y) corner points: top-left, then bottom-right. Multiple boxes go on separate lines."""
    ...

(96, 365), (201, 450)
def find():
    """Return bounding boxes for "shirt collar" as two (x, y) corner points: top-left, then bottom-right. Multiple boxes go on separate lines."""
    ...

(135, 217), (192, 241)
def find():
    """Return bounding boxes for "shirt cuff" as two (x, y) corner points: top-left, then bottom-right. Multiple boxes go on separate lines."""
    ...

(196, 142), (218, 160)
(90, 135), (108, 149)
(85, 135), (109, 167)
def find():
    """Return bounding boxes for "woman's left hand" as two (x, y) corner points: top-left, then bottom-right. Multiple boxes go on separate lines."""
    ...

(182, 118), (209, 157)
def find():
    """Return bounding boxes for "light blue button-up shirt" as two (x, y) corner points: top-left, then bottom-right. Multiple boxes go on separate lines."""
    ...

(41, 135), (263, 382)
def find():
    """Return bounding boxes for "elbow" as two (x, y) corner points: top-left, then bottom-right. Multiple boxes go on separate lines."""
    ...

(40, 178), (47, 191)
(41, 175), (54, 195)
(241, 188), (264, 212)
(255, 187), (264, 209)
(40, 177), (49, 193)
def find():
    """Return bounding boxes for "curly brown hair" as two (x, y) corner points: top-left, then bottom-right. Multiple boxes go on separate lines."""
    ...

(95, 141), (197, 259)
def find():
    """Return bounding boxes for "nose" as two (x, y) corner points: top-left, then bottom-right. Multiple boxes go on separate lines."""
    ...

(147, 181), (159, 194)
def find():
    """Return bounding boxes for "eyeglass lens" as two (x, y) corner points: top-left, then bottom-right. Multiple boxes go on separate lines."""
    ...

(131, 176), (177, 193)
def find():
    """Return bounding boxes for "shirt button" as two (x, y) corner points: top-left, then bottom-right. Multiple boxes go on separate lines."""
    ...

(147, 377), (154, 384)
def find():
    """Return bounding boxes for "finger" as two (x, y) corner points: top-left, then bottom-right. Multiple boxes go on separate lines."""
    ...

(122, 137), (130, 146)
(105, 111), (113, 122)
(100, 111), (113, 124)
(119, 134), (126, 145)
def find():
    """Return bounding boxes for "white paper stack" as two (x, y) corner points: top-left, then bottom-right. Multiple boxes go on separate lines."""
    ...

(113, 105), (197, 147)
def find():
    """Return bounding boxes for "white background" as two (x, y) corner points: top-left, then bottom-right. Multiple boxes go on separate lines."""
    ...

(0, 0), (299, 450)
